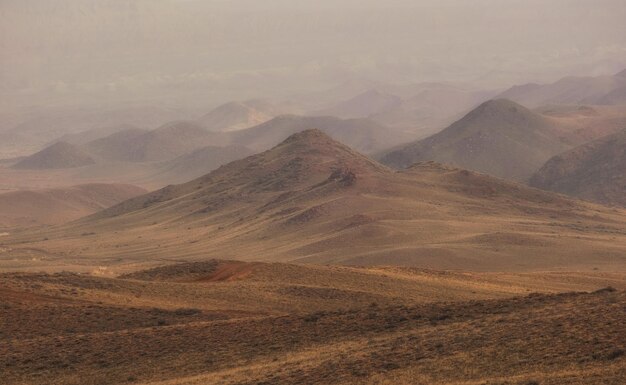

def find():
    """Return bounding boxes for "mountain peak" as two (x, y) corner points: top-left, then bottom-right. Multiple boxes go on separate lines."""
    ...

(616, 68), (626, 78)
(475, 98), (528, 112)
(280, 128), (331, 144)
(460, 98), (541, 127)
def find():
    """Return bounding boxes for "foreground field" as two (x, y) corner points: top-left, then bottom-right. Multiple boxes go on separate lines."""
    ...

(2, 260), (625, 385)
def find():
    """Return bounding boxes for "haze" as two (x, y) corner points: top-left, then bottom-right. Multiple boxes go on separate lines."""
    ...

(2, 0), (626, 113)
(2, 2), (626, 384)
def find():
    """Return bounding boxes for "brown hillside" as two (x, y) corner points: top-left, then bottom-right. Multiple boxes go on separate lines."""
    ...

(1, 262), (625, 384)
(6, 129), (626, 273)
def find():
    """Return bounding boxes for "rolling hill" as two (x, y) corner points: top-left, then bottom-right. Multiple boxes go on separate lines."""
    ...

(0, 183), (146, 228)
(379, 99), (571, 181)
(7, 129), (626, 273)
(11, 141), (95, 170)
(530, 128), (626, 206)
(1, 261), (625, 384)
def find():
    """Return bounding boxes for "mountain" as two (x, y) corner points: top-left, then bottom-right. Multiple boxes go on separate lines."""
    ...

(0, 105), (190, 158)
(151, 144), (254, 184)
(597, 85), (626, 105)
(310, 84), (496, 137)
(228, 114), (413, 154)
(84, 127), (150, 161)
(371, 86), (496, 134)
(497, 69), (626, 108)
(530, 129), (626, 206)
(0, 183), (146, 227)
(379, 99), (571, 181)
(198, 100), (277, 132)
(311, 89), (402, 119)
(12, 129), (626, 272)
(12, 141), (95, 170)
(51, 124), (142, 145)
(86, 121), (223, 162)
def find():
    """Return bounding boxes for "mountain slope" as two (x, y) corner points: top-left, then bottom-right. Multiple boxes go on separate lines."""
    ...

(0, 183), (147, 227)
(379, 99), (571, 181)
(530, 129), (626, 206)
(9, 129), (626, 272)
(12, 141), (95, 170)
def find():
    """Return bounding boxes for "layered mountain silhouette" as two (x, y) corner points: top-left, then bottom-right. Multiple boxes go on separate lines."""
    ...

(379, 99), (571, 181)
(498, 69), (626, 108)
(530, 128), (626, 206)
(85, 121), (222, 162)
(52, 124), (142, 146)
(26, 129), (625, 271)
(12, 141), (96, 170)
(308, 84), (495, 137)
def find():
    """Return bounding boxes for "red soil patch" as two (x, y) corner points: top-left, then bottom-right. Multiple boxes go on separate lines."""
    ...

(195, 262), (261, 282)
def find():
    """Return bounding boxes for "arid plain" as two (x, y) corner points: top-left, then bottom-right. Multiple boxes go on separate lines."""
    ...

(2, 13), (626, 382)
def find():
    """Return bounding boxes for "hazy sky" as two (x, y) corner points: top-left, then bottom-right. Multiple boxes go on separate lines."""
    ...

(2, 0), (626, 112)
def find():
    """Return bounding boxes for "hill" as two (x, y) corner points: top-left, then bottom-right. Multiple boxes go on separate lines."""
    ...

(198, 100), (277, 132)
(0, 183), (147, 228)
(11, 141), (95, 170)
(228, 114), (413, 154)
(498, 69), (626, 108)
(530, 129), (626, 206)
(7, 129), (626, 272)
(151, 144), (254, 184)
(86, 121), (223, 162)
(1, 261), (625, 384)
(380, 99), (571, 180)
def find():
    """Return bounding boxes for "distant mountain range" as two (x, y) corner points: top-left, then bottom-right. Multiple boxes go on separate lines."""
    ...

(497, 68), (626, 108)
(18, 129), (625, 271)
